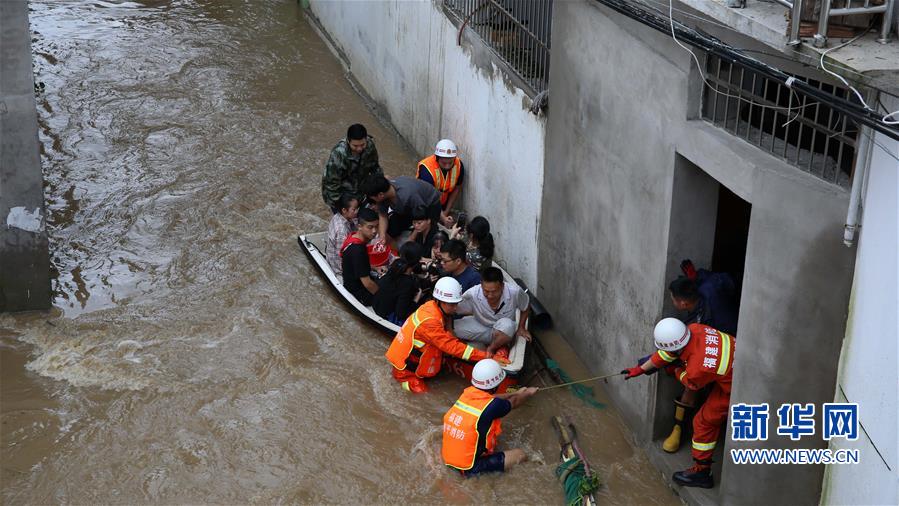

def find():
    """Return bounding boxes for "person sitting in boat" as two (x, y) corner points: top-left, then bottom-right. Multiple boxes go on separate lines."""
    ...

(321, 123), (382, 213)
(407, 205), (438, 254)
(417, 139), (464, 224)
(413, 230), (448, 304)
(340, 207), (380, 305)
(372, 242), (424, 325)
(439, 239), (481, 293)
(360, 174), (452, 246)
(442, 359), (537, 476)
(385, 277), (493, 393)
(451, 215), (494, 272)
(326, 193), (359, 275)
(455, 267), (532, 355)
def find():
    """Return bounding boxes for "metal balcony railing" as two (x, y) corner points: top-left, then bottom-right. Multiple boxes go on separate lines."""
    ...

(702, 53), (862, 187)
(778, 0), (896, 47)
(444, 0), (552, 94)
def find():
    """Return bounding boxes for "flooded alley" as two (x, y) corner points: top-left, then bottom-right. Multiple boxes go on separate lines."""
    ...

(1, 1), (678, 503)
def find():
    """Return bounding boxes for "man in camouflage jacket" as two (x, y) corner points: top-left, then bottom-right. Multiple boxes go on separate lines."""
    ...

(321, 124), (382, 212)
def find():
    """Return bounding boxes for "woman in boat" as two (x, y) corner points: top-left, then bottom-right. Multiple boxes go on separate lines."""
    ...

(451, 215), (494, 272)
(325, 193), (359, 275)
(372, 241), (424, 325)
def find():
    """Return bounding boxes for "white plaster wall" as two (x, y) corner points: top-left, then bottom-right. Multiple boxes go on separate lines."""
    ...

(306, 0), (545, 289)
(822, 100), (899, 506)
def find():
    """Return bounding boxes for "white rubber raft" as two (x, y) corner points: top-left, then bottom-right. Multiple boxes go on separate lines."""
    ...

(298, 232), (527, 374)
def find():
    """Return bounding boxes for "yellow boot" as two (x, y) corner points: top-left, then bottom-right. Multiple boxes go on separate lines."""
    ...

(662, 401), (691, 453)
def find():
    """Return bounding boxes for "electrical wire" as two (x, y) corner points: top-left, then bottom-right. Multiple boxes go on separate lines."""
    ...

(665, 0), (813, 126)
(814, 23), (899, 126)
(633, 0), (898, 93)
(587, 0), (899, 141)
(650, 0), (899, 127)
(818, 26), (874, 108)
(862, 129), (899, 162)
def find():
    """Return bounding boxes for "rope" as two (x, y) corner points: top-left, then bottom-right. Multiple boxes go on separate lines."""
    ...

(538, 372), (623, 391)
(543, 359), (608, 409)
(555, 457), (600, 506)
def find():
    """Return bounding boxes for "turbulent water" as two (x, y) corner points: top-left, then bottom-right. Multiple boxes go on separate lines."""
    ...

(0, 1), (679, 503)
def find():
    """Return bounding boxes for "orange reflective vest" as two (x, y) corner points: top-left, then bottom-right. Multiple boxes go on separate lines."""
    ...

(442, 386), (503, 470)
(385, 300), (487, 378)
(418, 155), (461, 207)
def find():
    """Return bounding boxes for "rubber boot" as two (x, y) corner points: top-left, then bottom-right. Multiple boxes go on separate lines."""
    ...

(672, 460), (714, 489)
(392, 368), (429, 393)
(662, 400), (692, 453)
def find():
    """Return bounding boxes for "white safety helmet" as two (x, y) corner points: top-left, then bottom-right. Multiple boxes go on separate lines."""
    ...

(433, 277), (463, 303)
(434, 139), (458, 158)
(471, 359), (506, 390)
(653, 317), (691, 352)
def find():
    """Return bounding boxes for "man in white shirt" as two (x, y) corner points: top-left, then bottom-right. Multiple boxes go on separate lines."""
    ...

(455, 266), (532, 354)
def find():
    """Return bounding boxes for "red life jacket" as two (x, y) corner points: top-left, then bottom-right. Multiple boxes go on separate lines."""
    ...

(339, 235), (365, 257)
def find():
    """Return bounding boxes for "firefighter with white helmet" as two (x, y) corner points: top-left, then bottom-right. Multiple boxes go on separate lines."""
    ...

(621, 317), (736, 489)
(386, 277), (492, 393)
(417, 138), (465, 223)
(441, 359), (538, 476)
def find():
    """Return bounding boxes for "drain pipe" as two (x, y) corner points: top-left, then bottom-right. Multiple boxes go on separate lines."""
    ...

(844, 123), (875, 247)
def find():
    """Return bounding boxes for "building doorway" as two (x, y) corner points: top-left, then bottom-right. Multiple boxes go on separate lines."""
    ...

(650, 154), (751, 486)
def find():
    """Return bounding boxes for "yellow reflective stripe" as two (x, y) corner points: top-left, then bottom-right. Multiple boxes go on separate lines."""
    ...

(410, 308), (432, 349)
(453, 400), (485, 417)
(717, 332), (732, 375)
(679, 370), (687, 382)
(692, 439), (717, 451)
(449, 164), (459, 188)
(658, 350), (676, 363)
(461, 345), (475, 361)
(401, 382), (411, 392)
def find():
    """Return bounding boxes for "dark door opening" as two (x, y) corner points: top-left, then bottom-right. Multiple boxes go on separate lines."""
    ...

(710, 185), (751, 303)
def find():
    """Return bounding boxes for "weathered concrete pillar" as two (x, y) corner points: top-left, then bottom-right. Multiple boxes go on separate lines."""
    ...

(1, 0), (51, 312)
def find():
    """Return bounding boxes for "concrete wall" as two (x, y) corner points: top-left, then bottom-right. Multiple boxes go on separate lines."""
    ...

(821, 98), (899, 506)
(305, 0), (545, 288)
(0, 0), (51, 312)
(540, 1), (855, 504)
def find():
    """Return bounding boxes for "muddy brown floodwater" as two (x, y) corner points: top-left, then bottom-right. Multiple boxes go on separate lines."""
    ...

(0, 1), (680, 504)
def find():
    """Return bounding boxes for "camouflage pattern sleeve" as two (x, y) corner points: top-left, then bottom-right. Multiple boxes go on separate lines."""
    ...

(321, 143), (348, 208)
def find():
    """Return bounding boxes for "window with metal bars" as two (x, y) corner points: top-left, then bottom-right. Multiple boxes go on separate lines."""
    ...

(701, 53), (861, 188)
(444, 0), (552, 94)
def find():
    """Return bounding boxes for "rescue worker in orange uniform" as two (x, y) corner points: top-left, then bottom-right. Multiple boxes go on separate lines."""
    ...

(386, 277), (492, 393)
(442, 359), (537, 476)
(417, 139), (464, 225)
(621, 318), (735, 489)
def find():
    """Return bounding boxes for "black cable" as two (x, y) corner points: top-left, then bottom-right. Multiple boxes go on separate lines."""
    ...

(589, 0), (899, 142)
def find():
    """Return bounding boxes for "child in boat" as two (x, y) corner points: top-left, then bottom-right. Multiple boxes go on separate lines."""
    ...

(372, 242), (424, 324)
(326, 193), (358, 275)
(340, 207), (380, 305)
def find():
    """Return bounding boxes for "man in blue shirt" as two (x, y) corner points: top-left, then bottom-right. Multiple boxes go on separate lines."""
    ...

(439, 239), (481, 292)
(669, 261), (739, 336)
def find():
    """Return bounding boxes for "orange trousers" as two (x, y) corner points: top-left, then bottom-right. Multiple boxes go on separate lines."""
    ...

(691, 383), (730, 461)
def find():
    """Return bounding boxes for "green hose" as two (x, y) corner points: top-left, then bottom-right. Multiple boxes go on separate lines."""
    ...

(555, 456), (601, 506)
